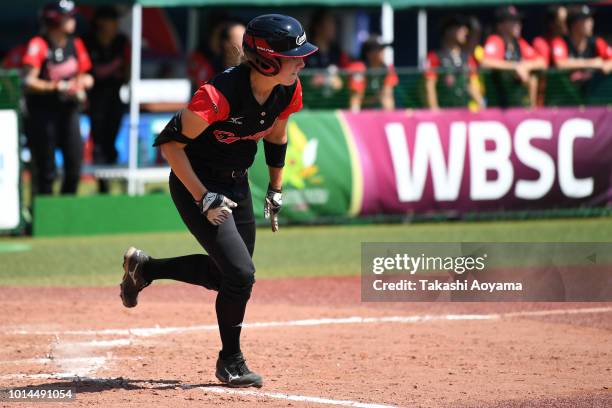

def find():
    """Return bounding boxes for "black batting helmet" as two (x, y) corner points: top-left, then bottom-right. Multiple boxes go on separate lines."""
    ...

(243, 14), (318, 77)
(41, 0), (76, 27)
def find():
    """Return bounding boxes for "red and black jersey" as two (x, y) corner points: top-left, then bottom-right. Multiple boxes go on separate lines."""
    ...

(187, 48), (224, 90)
(424, 49), (478, 79)
(22, 34), (92, 107)
(2, 44), (27, 69)
(424, 49), (478, 107)
(483, 34), (539, 62)
(532, 36), (553, 67)
(551, 35), (612, 63)
(186, 64), (302, 171)
(346, 61), (398, 109)
(23, 35), (91, 81)
(550, 35), (612, 83)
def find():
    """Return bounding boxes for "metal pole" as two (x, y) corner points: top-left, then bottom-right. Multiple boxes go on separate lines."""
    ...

(417, 8), (427, 69)
(187, 8), (199, 53)
(128, 4), (142, 196)
(381, 2), (394, 66)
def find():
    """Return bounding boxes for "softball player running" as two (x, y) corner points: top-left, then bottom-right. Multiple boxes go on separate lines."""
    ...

(119, 14), (317, 388)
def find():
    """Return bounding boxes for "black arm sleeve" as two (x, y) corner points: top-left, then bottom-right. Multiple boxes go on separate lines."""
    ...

(153, 111), (194, 147)
(263, 139), (288, 168)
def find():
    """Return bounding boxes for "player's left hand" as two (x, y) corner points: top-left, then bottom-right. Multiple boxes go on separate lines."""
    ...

(264, 184), (282, 232)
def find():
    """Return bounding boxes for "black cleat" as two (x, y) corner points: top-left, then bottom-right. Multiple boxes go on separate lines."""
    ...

(215, 352), (263, 388)
(119, 247), (150, 308)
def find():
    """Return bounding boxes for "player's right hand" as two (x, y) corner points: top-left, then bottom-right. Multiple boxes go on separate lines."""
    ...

(196, 191), (237, 226)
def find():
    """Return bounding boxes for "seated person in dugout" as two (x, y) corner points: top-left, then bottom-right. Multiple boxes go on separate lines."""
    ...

(550, 5), (612, 96)
(347, 35), (398, 111)
(481, 5), (546, 108)
(424, 15), (485, 110)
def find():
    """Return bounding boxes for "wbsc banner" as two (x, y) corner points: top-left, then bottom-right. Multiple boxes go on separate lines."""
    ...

(344, 107), (612, 215)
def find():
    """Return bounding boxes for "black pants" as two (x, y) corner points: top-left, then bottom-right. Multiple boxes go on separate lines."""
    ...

(89, 91), (125, 193)
(142, 171), (256, 358)
(26, 105), (82, 195)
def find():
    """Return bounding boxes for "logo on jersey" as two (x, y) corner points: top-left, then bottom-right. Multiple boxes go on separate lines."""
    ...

(213, 120), (277, 144)
(227, 116), (244, 125)
(27, 43), (40, 56)
(296, 33), (306, 46)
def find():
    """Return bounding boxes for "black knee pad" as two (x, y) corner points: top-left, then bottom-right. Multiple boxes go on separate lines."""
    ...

(221, 263), (255, 302)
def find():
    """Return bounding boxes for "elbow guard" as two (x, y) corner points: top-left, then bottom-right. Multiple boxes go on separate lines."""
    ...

(153, 111), (193, 147)
(264, 139), (287, 168)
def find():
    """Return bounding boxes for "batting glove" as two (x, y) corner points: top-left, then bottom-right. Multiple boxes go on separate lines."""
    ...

(196, 191), (237, 226)
(264, 184), (282, 232)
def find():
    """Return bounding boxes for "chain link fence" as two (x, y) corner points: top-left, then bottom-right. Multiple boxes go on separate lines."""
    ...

(0, 69), (21, 110)
(301, 67), (612, 110)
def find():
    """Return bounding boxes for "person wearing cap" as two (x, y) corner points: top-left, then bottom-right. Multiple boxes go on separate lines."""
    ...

(424, 15), (484, 110)
(551, 5), (612, 75)
(84, 6), (130, 193)
(347, 35), (398, 111)
(22, 0), (93, 195)
(118, 14), (317, 388)
(481, 5), (545, 107)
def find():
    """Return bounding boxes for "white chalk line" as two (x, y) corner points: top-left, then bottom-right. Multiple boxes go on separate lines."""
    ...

(201, 386), (399, 408)
(0, 340), (141, 382)
(0, 356), (107, 366)
(0, 358), (107, 380)
(0, 355), (142, 380)
(4, 306), (611, 338)
(0, 356), (141, 365)
(60, 338), (134, 348)
(0, 373), (77, 380)
(0, 375), (401, 408)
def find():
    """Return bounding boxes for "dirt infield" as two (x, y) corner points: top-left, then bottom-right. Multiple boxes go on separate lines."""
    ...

(1, 277), (611, 407)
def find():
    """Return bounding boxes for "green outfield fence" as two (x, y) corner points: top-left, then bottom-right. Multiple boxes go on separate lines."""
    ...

(0, 70), (21, 109)
(1, 67), (609, 111)
(300, 68), (612, 110)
